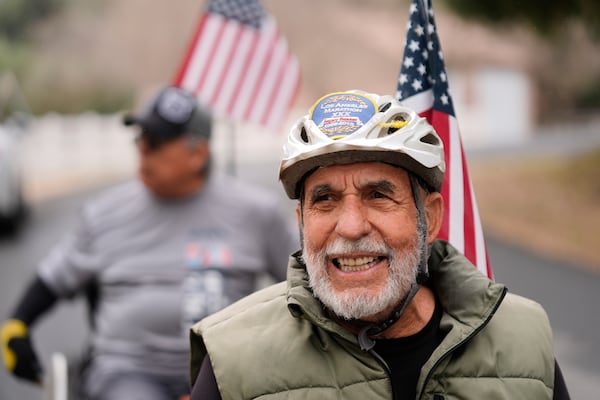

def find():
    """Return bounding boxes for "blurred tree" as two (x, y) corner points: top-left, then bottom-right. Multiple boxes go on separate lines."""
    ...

(0, 0), (65, 41)
(446, 0), (600, 40)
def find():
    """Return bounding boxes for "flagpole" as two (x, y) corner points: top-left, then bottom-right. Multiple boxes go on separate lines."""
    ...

(418, 0), (438, 86)
(418, 0), (429, 35)
(226, 119), (236, 176)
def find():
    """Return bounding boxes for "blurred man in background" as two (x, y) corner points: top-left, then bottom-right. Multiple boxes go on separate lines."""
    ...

(1, 86), (299, 399)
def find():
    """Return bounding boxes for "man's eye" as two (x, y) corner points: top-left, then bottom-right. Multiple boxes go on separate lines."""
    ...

(313, 194), (333, 203)
(372, 191), (388, 199)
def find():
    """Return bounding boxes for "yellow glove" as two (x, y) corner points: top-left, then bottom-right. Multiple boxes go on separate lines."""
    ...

(1, 319), (43, 384)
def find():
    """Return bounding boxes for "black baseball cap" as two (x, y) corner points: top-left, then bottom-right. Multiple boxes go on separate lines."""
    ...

(123, 86), (212, 144)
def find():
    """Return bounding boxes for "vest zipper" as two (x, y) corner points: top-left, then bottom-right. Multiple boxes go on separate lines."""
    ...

(416, 287), (508, 400)
(368, 348), (399, 400)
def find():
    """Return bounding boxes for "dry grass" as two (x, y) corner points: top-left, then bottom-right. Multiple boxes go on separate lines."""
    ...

(471, 150), (600, 273)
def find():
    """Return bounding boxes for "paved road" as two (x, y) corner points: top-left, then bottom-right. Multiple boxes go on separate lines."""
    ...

(1, 174), (599, 399)
(488, 236), (600, 397)
(0, 188), (92, 400)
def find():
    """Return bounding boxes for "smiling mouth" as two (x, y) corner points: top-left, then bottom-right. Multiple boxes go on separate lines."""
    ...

(333, 256), (384, 272)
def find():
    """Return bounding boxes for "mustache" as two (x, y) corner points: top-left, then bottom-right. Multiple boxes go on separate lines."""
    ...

(321, 237), (393, 259)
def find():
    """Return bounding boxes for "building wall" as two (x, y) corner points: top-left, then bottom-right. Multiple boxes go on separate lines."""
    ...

(450, 66), (533, 148)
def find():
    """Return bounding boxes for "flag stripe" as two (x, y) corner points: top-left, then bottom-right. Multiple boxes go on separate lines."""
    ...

(194, 17), (228, 103)
(263, 56), (300, 129)
(197, 19), (237, 104)
(230, 18), (277, 120)
(397, 88), (433, 115)
(213, 30), (255, 116)
(224, 31), (260, 115)
(461, 145), (476, 263)
(182, 15), (222, 92)
(433, 110), (451, 242)
(471, 181), (490, 276)
(448, 114), (465, 253)
(173, 14), (208, 86)
(241, 20), (279, 121)
(258, 51), (287, 125)
(252, 30), (289, 125)
(207, 21), (244, 106)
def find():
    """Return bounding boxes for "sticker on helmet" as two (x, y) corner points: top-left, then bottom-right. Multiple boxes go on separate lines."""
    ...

(309, 92), (378, 139)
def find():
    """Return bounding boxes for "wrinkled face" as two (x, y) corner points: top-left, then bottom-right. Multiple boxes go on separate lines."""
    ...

(298, 162), (440, 322)
(136, 136), (208, 198)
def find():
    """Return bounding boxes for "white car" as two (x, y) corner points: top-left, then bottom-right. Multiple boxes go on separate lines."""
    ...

(0, 116), (27, 234)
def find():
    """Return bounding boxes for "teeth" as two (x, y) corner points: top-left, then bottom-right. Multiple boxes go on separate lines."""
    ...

(336, 256), (378, 272)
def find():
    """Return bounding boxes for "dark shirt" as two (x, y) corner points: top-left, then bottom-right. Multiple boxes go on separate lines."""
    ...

(373, 297), (445, 399)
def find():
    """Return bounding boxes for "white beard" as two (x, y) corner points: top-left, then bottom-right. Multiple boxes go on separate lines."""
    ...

(302, 234), (421, 321)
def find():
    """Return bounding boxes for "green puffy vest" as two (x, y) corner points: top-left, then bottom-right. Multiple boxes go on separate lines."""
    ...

(190, 240), (555, 399)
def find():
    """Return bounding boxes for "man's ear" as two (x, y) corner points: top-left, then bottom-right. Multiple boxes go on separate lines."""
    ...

(424, 191), (444, 244)
(295, 203), (302, 229)
(295, 202), (305, 249)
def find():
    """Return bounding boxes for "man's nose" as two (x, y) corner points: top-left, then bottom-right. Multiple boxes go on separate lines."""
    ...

(334, 197), (372, 240)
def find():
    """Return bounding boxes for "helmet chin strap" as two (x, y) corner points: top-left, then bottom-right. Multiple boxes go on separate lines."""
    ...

(357, 173), (429, 351)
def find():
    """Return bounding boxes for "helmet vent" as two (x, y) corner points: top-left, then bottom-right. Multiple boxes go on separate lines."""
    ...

(420, 132), (440, 145)
(300, 127), (309, 143)
(379, 102), (391, 113)
(386, 113), (409, 134)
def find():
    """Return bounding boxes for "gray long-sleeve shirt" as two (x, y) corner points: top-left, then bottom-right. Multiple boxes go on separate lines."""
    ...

(38, 174), (299, 379)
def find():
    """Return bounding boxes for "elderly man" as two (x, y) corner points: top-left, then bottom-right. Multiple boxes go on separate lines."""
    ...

(188, 90), (570, 399)
(1, 86), (298, 399)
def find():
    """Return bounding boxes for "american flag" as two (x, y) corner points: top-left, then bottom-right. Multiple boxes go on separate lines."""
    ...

(174, 0), (300, 131)
(396, 0), (492, 278)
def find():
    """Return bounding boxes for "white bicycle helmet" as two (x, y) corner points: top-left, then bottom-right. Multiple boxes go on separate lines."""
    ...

(279, 90), (446, 199)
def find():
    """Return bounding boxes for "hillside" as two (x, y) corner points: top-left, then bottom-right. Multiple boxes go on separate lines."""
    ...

(471, 151), (600, 273)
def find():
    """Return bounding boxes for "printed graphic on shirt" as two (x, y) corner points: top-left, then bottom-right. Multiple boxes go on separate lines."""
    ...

(181, 230), (234, 333)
